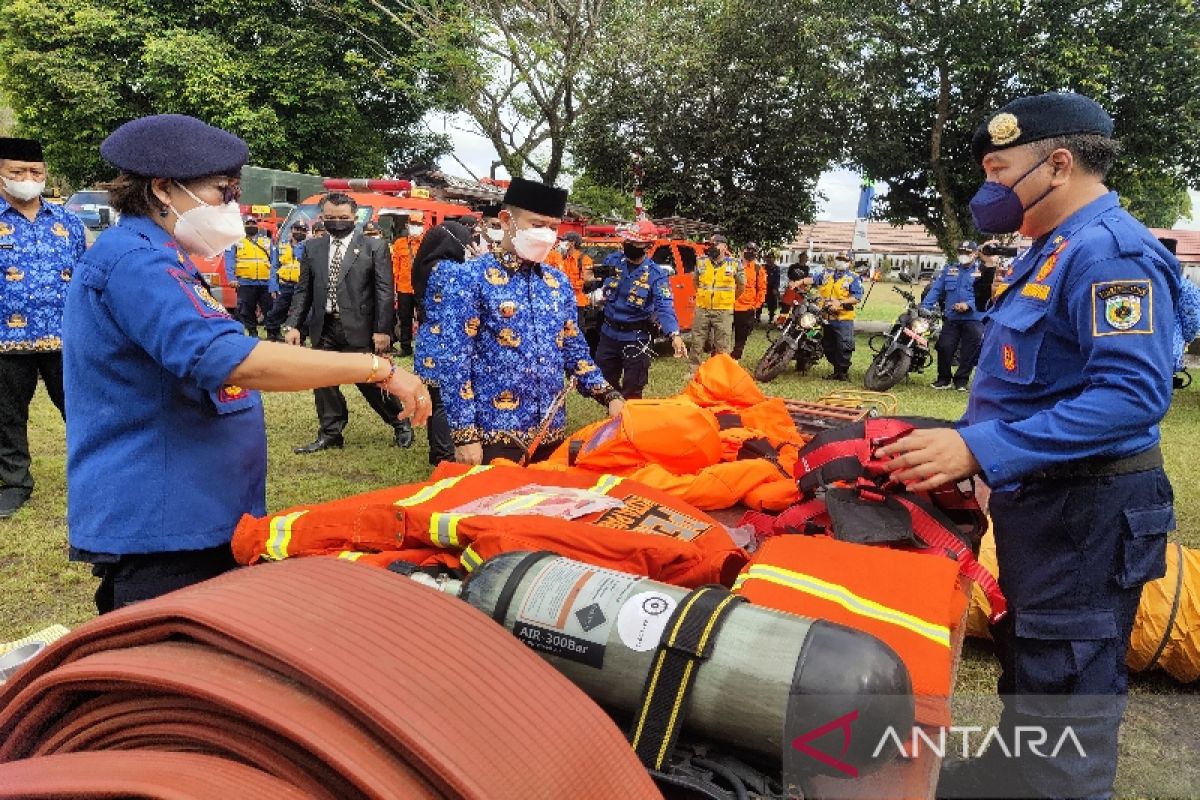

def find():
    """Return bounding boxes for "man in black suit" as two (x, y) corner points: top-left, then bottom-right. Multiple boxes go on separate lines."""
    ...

(284, 192), (414, 452)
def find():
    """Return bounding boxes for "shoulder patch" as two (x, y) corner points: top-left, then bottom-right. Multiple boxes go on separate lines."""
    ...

(170, 267), (229, 319)
(1093, 280), (1152, 336)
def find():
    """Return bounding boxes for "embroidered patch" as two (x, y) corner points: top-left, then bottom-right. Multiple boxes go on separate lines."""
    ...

(218, 385), (246, 403)
(1021, 283), (1051, 301)
(170, 268), (228, 319)
(1002, 344), (1017, 372)
(1093, 280), (1152, 336)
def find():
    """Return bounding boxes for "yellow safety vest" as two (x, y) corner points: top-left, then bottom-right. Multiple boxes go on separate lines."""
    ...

(817, 270), (858, 321)
(277, 243), (301, 284)
(235, 237), (272, 282)
(695, 257), (738, 311)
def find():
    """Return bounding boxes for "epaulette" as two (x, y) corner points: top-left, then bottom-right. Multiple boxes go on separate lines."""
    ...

(1100, 216), (1142, 258)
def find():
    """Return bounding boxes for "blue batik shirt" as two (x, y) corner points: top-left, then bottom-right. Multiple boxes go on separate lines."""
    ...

(425, 250), (618, 448)
(0, 197), (86, 352)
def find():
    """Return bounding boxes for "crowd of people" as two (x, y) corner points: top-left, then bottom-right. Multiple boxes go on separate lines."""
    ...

(0, 90), (1190, 799)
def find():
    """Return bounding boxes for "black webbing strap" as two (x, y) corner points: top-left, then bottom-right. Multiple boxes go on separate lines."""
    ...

(628, 586), (744, 770)
(1146, 542), (1185, 671)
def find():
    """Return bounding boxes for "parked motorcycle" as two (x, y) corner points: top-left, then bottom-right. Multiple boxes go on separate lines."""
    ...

(863, 284), (941, 391)
(754, 288), (826, 382)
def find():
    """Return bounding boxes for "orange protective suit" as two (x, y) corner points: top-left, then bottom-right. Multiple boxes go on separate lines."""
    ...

(232, 464), (748, 588)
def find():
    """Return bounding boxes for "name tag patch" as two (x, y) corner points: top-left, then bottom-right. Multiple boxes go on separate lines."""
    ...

(1093, 280), (1152, 336)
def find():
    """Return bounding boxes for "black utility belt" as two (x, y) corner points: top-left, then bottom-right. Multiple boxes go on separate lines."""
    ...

(606, 319), (657, 334)
(1024, 444), (1163, 482)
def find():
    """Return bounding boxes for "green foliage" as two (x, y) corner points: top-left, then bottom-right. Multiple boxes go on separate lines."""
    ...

(843, 0), (1200, 253)
(0, 0), (447, 186)
(574, 0), (856, 246)
(566, 172), (635, 219)
(1118, 169), (1195, 229)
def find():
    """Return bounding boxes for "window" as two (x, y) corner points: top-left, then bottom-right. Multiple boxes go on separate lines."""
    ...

(678, 246), (698, 274)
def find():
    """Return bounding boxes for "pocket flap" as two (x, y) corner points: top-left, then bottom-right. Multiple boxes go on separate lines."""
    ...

(1015, 609), (1117, 641)
(995, 298), (1048, 332)
(1123, 504), (1176, 537)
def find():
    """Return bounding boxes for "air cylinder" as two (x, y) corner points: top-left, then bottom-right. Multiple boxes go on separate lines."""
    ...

(461, 552), (914, 779)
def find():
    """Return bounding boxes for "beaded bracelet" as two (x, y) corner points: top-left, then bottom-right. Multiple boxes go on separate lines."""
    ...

(365, 353), (381, 383)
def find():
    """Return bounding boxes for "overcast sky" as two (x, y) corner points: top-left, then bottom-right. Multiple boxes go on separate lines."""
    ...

(428, 112), (1200, 229)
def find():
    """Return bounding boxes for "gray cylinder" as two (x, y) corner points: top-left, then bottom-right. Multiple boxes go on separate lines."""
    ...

(461, 552), (914, 778)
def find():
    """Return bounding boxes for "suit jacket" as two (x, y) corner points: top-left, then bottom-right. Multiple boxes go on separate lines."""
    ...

(287, 233), (395, 349)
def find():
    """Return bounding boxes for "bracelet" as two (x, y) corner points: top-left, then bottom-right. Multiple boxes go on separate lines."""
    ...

(375, 359), (398, 387)
(365, 353), (381, 383)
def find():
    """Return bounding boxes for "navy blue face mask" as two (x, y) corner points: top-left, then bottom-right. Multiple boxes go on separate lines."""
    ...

(969, 153), (1056, 234)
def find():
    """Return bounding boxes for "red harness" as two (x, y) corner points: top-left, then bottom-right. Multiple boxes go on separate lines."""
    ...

(741, 417), (1007, 623)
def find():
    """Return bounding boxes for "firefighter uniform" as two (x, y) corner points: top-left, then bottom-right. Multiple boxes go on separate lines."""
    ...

(953, 93), (1180, 798)
(689, 255), (744, 366)
(594, 251), (681, 399)
(392, 232), (423, 356)
(812, 261), (863, 379)
(922, 245), (986, 389)
(731, 253), (766, 359)
(224, 230), (277, 339)
(266, 237), (304, 342)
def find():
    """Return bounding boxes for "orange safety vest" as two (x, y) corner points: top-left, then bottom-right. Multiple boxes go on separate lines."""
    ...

(734, 535), (966, 727)
(232, 464), (747, 588)
(392, 235), (422, 295)
(546, 249), (594, 307)
(734, 260), (766, 311)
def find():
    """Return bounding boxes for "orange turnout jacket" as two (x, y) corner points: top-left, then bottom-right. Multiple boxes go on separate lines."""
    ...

(232, 464), (748, 588)
(526, 355), (806, 511)
(735, 535), (966, 727)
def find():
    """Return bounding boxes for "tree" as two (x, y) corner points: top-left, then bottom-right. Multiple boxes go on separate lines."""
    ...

(379, 0), (607, 184)
(844, 0), (1200, 254)
(0, 0), (448, 187)
(574, 0), (856, 245)
(565, 171), (636, 219)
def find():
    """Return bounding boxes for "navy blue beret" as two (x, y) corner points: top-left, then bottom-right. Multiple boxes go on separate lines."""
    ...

(971, 92), (1114, 163)
(101, 114), (249, 179)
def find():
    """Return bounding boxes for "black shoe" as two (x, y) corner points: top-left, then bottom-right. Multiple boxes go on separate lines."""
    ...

(955, 384), (970, 392)
(393, 423), (415, 448)
(294, 435), (344, 454)
(0, 491), (29, 519)
(930, 380), (953, 389)
(825, 371), (849, 381)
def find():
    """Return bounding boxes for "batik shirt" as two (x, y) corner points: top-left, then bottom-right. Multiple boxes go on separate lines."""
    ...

(426, 250), (619, 448)
(0, 198), (86, 352)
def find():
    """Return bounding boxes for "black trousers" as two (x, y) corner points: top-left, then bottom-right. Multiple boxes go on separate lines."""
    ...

(580, 306), (603, 356)
(0, 352), (64, 500)
(236, 284), (275, 338)
(822, 320), (855, 373)
(312, 317), (405, 438)
(396, 292), (416, 349)
(731, 309), (757, 359)
(594, 331), (651, 399)
(762, 288), (780, 321)
(935, 319), (984, 387)
(264, 284), (297, 340)
(92, 544), (239, 614)
(426, 385), (454, 466)
(482, 440), (560, 465)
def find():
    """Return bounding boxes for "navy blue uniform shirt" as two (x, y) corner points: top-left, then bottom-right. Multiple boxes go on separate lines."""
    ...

(922, 259), (985, 321)
(599, 252), (681, 341)
(64, 215), (264, 555)
(961, 193), (1179, 488)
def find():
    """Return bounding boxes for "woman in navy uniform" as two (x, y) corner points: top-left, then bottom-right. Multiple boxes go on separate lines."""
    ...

(592, 220), (687, 399)
(879, 93), (1180, 798)
(63, 114), (431, 613)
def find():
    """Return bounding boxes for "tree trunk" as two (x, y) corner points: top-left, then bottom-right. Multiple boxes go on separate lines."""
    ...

(929, 58), (963, 257)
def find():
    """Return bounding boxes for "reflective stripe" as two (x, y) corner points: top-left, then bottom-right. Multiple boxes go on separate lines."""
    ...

(733, 564), (949, 647)
(590, 474), (623, 495)
(394, 465), (493, 508)
(461, 546), (484, 572)
(265, 511), (308, 561)
(336, 551), (365, 561)
(494, 492), (550, 514)
(430, 512), (469, 548)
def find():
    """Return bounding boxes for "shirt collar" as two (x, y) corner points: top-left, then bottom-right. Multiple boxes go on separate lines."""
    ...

(0, 195), (59, 220)
(500, 249), (543, 275)
(118, 214), (196, 266)
(1033, 191), (1121, 251)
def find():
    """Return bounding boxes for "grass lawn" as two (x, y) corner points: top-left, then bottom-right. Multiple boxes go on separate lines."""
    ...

(2, 280), (1196, 795)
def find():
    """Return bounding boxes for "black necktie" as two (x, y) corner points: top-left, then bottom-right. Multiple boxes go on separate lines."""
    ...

(329, 238), (345, 313)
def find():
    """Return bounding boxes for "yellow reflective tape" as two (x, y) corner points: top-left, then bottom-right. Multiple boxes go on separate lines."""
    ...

(630, 648), (671, 750)
(590, 474), (623, 495)
(736, 564), (949, 647)
(265, 511), (308, 561)
(460, 546), (483, 573)
(394, 465), (493, 508)
(494, 492), (550, 514)
(336, 551), (365, 561)
(430, 512), (467, 548)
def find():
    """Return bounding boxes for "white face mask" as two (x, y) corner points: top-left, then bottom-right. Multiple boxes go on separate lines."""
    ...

(486, 227), (504, 243)
(408, 225), (423, 237)
(511, 225), (558, 262)
(2, 178), (45, 202)
(957, 254), (973, 264)
(557, 241), (570, 254)
(170, 183), (245, 258)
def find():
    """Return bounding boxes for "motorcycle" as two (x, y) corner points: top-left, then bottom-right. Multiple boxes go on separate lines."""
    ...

(754, 288), (826, 382)
(863, 282), (941, 391)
